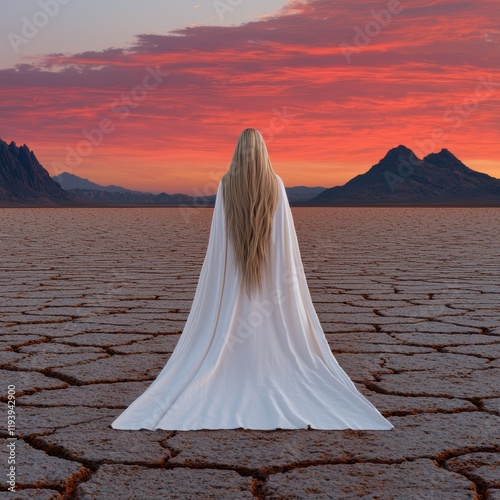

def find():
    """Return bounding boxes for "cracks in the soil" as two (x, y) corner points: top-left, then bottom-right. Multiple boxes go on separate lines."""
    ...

(146, 446), (500, 500)
(365, 381), (454, 400)
(365, 381), (499, 413)
(436, 447), (500, 500)
(3, 316), (80, 328)
(19, 426), (169, 499)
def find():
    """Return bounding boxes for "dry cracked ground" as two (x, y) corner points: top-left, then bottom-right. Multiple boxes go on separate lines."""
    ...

(0, 206), (499, 499)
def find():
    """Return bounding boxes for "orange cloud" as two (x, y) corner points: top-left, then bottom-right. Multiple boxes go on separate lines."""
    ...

(0, 0), (498, 194)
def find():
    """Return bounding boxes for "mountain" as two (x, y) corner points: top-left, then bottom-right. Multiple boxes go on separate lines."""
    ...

(52, 172), (215, 205)
(53, 172), (146, 195)
(53, 172), (325, 202)
(0, 139), (84, 207)
(285, 185), (326, 202)
(2, 138), (498, 207)
(306, 146), (500, 206)
(0, 139), (214, 207)
(52, 171), (324, 205)
(66, 188), (215, 206)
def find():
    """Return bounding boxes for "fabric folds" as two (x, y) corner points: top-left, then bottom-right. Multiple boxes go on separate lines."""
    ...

(111, 175), (393, 430)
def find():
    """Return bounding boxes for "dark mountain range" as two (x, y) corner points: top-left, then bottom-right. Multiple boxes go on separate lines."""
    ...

(284, 185), (326, 202)
(51, 171), (212, 205)
(306, 145), (500, 206)
(0, 139), (86, 207)
(1, 138), (498, 207)
(53, 172), (145, 195)
(66, 187), (215, 206)
(52, 172), (325, 204)
(0, 138), (214, 207)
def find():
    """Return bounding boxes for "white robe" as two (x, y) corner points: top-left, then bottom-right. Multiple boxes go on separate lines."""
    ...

(111, 175), (393, 430)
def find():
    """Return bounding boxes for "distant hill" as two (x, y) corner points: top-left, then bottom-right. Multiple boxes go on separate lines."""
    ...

(306, 145), (500, 206)
(284, 185), (326, 202)
(52, 172), (325, 204)
(52, 172), (214, 206)
(0, 139), (84, 207)
(53, 172), (146, 195)
(66, 187), (215, 206)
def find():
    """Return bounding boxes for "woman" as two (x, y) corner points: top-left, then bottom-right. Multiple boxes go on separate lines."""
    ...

(111, 128), (393, 431)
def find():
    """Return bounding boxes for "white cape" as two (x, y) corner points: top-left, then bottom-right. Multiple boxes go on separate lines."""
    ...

(111, 175), (393, 430)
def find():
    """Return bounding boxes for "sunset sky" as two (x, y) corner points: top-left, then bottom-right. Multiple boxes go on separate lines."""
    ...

(1, 0), (499, 195)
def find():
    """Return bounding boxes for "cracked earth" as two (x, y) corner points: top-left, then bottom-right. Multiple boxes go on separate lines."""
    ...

(0, 206), (498, 499)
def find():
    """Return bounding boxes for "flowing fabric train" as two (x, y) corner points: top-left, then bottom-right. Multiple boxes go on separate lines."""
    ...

(111, 175), (393, 430)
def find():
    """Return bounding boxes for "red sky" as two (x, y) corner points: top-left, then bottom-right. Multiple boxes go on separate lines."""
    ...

(1, 0), (499, 195)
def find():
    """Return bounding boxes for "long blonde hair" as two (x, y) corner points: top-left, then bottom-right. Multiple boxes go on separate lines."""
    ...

(221, 128), (279, 298)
